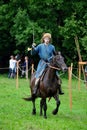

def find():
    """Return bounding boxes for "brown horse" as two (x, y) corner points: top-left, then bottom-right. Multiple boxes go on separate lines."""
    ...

(24, 52), (67, 118)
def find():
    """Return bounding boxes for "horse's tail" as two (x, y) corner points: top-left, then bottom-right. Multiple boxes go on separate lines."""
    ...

(22, 96), (33, 101)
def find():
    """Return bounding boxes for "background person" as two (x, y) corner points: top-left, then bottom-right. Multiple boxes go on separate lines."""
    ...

(20, 56), (28, 78)
(8, 55), (16, 78)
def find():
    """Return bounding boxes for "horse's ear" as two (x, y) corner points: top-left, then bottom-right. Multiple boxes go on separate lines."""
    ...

(55, 51), (61, 55)
(58, 51), (61, 55)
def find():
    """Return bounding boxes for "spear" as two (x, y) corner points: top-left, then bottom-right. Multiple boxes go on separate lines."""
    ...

(27, 25), (35, 51)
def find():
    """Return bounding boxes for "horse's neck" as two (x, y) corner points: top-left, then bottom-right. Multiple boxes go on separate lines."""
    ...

(46, 67), (56, 81)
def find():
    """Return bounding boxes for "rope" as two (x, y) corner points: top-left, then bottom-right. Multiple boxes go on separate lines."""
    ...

(0, 65), (86, 83)
(18, 66), (32, 72)
(72, 73), (85, 82)
(59, 72), (65, 77)
(0, 67), (9, 69)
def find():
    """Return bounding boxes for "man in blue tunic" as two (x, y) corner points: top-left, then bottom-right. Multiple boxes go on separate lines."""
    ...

(31, 33), (64, 96)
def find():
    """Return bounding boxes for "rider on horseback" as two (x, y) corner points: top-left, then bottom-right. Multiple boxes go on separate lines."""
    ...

(31, 33), (64, 96)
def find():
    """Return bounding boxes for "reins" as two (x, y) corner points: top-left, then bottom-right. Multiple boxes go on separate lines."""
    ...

(48, 64), (61, 70)
(43, 55), (63, 71)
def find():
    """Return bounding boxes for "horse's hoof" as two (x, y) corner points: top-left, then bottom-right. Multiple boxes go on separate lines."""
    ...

(32, 112), (36, 115)
(52, 110), (57, 115)
(40, 113), (42, 116)
(32, 110), (36, 115)
(44, 116), (47, 119)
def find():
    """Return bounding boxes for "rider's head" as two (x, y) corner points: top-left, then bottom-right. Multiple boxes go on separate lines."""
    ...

(41, 33), (52, 44)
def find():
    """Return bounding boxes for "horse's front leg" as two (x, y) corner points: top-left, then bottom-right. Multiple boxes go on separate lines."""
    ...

(32, 98), (36, 115)
(52, 94), (60, 115)
(40, 98), (47, 118)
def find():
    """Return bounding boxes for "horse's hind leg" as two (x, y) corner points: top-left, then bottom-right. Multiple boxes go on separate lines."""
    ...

(43, 99), (47, 118)
(32, 98), (36, 115)
(52, 95), (60, 115)
(40, 99), (43, 116)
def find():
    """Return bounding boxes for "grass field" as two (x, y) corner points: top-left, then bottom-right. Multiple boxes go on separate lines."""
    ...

(0, 74), (87, 130)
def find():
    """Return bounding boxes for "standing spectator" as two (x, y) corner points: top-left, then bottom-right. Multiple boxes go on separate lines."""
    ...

(8, 55), (17, 78)
(21, 56), (28, 78)
(85, 65), (87, 83)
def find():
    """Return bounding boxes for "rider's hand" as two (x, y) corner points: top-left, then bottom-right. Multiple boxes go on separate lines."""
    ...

(27, 47), (32, 51)
(32, 43), (36, 49)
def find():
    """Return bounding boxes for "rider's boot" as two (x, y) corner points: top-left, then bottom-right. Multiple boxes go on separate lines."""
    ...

(59, 84), (64, 95)
(57, 77), (64, 95)
(32, 78), (40, 96)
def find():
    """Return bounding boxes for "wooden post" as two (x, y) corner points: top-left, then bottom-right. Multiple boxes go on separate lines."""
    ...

(16, 61), (19, 89)
(75, 36), (85, 80)
(31, 64), (34, 74)
(68, 63), (73, 110)
(78, 63), (81, 90)
(85, 72), (87, 89)
(25, 56), (28, 79)
(78, 61), (87, 89)
(86, 77), (87, 89)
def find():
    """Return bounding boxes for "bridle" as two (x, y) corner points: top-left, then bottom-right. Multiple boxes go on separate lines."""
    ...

(47, 55), (65, 71)
(43, 54), (65, 71)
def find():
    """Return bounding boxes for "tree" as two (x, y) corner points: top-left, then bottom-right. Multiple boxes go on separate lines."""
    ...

(0, 0), (87, 68)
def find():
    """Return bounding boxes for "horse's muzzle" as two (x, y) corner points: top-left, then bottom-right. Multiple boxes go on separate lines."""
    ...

(62, 67), (68, 72)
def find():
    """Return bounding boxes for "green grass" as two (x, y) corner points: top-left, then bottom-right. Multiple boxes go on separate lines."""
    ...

(0, 74), (87, 130)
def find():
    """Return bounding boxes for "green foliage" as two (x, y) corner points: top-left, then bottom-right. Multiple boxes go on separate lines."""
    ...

(58, 1), (87, 64)
(11, 8), (31, 45)
(0, 0), (87, 67)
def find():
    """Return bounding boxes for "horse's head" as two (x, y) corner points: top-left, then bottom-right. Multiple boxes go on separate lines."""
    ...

(50, 51), (68, 72)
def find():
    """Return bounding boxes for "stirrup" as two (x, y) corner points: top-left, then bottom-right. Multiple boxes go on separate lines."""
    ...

(59, 92), (64, 95)
(59, 88), (64, 95)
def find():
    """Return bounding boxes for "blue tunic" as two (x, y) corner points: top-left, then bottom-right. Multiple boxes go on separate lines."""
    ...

(31, 43), (55, 78)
